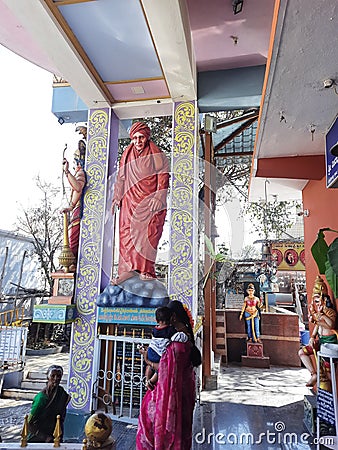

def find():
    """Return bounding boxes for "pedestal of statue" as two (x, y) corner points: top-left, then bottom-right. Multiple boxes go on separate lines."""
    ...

(241, 341), (270, 368)
(48, 271), (75, 305)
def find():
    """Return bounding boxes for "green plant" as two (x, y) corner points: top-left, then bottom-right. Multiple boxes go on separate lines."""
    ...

(203, 235), (228, 288)
(311, 228), (338, 298)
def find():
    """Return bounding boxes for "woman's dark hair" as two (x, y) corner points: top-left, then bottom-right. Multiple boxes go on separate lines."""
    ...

(168, 300), (202, 367)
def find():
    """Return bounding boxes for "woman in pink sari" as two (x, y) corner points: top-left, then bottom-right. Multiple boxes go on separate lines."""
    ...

(137, 301), (201, 450)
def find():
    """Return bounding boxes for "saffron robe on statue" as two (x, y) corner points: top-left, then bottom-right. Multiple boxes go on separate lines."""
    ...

(113, 140), (169, 278)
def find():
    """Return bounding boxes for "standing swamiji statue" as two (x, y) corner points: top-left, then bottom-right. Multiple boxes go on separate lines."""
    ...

(111, 122), (170, 285)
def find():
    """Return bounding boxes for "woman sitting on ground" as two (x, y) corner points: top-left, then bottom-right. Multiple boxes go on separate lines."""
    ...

(27, 365), (71, 443)
(137, 300), (202, 450)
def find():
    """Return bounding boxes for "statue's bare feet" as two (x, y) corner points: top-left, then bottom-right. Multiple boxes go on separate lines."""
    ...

(111, 271), (137, 285)
(139, 273), (156, 281)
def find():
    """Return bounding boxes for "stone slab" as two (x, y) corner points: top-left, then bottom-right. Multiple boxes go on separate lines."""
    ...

(241, 355), (270, 368)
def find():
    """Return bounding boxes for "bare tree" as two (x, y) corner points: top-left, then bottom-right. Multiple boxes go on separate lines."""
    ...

(16, 177), (63, 294)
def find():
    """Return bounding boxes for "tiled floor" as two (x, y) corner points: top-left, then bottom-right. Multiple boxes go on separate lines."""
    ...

(1, 353), (317, 449)
(192, 363), (315, 450)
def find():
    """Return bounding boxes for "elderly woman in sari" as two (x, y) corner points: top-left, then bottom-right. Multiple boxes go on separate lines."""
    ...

(137, 300), (201, 449)
(111, 121), (169, 285)
(27, 365), (71, 443)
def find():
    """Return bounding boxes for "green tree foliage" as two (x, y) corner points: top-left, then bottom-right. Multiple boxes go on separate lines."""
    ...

(203, 234), (228, 287)
(16, 177), (63, 294)
(242, 197), (300, 240)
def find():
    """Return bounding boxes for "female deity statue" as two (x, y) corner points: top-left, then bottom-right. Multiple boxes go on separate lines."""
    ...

(239, 283), (263, 343)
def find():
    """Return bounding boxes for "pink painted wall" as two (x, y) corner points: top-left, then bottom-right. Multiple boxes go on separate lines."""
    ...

(303, 177), (338, 311)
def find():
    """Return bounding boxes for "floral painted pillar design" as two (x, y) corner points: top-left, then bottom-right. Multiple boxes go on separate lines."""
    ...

(168, 101), (198, 313)
(68, 108), (117, 412)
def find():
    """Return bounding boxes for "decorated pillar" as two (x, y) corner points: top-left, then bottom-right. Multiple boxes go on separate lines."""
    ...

(68, 108), (118, 412)
(168, 101), (199, 314)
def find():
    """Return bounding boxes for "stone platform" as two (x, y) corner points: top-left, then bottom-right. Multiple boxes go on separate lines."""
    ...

(241, 342), (270, 368)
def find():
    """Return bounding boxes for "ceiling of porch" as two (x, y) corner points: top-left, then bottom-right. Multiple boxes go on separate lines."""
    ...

(0, 0), (274, 118)
(0, 0), (336, 201)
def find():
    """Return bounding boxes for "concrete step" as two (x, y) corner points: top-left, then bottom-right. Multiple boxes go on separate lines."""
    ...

(21, 379), (67, 391)
(2, 388), (37, 401)
(25, 370), (68, 380)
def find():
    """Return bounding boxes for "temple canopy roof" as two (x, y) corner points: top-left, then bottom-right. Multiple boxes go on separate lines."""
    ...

(0, 0), (337, 199)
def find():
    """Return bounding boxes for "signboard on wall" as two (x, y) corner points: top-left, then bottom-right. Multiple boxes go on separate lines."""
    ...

(225, 291), (244, 309)
(326, 114), (338, 188)
(271, 242), (305, 271)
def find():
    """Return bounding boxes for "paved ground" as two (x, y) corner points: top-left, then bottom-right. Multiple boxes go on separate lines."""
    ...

(1, 353), (318, 449)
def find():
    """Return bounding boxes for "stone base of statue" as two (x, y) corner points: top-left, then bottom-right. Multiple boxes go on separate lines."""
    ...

(96, 275), (169, 308)
(241, 341), (270, 368)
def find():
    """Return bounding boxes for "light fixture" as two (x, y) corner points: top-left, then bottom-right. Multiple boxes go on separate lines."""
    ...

(323, 78), (334, 89)
(204, 114), (217, 133)
(262, 243), (271, 257)
(58, 117), (65, 125)
(232, 0), (243, 15)
(322, 78), (338, 96)
(131, 86), (145, 94)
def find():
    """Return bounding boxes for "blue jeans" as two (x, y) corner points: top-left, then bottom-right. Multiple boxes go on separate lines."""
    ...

(244, 311), (260, 341)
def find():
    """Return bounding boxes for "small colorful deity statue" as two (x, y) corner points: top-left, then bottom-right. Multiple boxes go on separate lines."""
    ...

(298, 275), (338, 387)
(239, 283), (263, 343)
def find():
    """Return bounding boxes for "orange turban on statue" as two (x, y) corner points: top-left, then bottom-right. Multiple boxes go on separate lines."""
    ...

(129, 122), (151, 140)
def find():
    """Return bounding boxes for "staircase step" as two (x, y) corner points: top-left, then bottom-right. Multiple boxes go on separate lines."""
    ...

(21, 379), (67, 391)
(2, 388), (37, 401)
(26, 370), (68, 380)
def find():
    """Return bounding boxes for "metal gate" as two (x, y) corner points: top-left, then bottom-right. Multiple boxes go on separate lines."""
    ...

(0, 325), (27, 368)
(93, 332), (151, 424)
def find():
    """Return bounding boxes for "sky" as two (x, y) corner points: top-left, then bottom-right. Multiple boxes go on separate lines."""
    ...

(0, 45), (82, 231)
